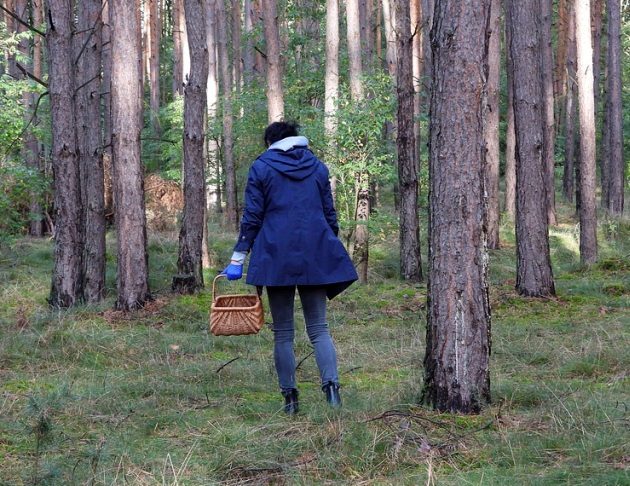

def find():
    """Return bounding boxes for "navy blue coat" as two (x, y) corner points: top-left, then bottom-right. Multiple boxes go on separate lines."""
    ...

(234, 142), (357, 299)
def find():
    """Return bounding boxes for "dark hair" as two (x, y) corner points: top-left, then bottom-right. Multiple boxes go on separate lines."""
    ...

(264, 121), (300, 147)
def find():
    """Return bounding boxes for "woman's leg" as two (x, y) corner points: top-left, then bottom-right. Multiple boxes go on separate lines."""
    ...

(297, 286), (339, 386)
(266, 286), (297, 392)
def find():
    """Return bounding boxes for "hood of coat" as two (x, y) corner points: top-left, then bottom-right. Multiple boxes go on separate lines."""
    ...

(260, 136), (319, 180)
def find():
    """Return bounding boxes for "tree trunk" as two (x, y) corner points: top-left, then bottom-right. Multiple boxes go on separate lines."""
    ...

(381, 0), (396, 78)
(420, 0), (433, 94)
(504, 9), (516, 219)
(15, 0), (43, 236)
(243, 0), (255, 84)
(262, 0), (284, 122)
(149, 0), (161, 133)
(554, 0), (569, 101)
(102, 1), (113, 220)
(410, 0), (422, 158)
(324, 0), (339, 143)
(206, 0), (220, 213)
(485, 0), (501, 249)
(563, 4), (577, 202)
(173, 0), (184, 95)
(76, 0), (105, 303)
(347, 0), (369, 284)
(111, 0), (151, 310)
(47, 0), (84, 308)
(541, 0), (557, 226)
(174, 0), (208, 294)
(605, 0), (624, 215)
(575, 0), (598, 265)
(423, 0), (491, 414)
(507, 0), (556, 297)
(591, 0), (603, 119)
(395, 0), (421, 282)
(232, 0), (242, 92)
(216, 0), (238, 230)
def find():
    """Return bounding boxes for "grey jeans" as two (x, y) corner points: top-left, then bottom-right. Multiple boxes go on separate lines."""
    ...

(266, 285), (339, 392)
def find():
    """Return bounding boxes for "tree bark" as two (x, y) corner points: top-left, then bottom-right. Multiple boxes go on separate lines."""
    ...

(563, 4), (577, 202)
(604, 0), (624, 215)
(216, 0), (238, 230)
(423, 0), (491, 414)
(485, 0), (501, 249)
(102, 0), (113, 220)
(324, 0), (339, 142)
(347, 0), (369, 284)
(206, 0), (220, 214)
(149, 0), (161, 133)
(554, 0), (569, 100)
(504, 9), (516, 219)
(262, 0), (284, 122)
(575, 0), (598, 265)
(541, 0), (557, 226)
(410, 0), (422, 156)
(15, 0), (43, 236)
(381, 0), (396, 79)
(243, 0), (255, 84)
(174, 0), (208, 294)
(111, 0), (151, 310)
(47, 0), (84, 308)
(395, 0), (421, 282)
(173, 0), (184, 95)
(420, 0), (433, 94)
(232, 0), (242, 92)
(76, 0), (105, 303)
(507, 0), (556, 297)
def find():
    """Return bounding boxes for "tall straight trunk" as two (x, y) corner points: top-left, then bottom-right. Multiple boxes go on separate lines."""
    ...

(262, 0), (283, 122)
(174, 0), (208, 293)
(111, 0), (151, 310)
(410, 0), (422, 163)
(206, 0), (220, 212)
(324, 0), (339, 143)
(347, 0), (369, 284)
(424, 0), (491, 414)
(15, 0), (43, 236)
(47, 0), (83, 308)
(591, 0), (603, 118)
(216, 0), (238, 229)
(243, 0), (255, 84)
(485, 0), (500, 249)
(381, 0), (396, 78)
(253, 0), (265, 76)
(375, 2), (382, 62)
(554, 0), (569, 101)
(232, 0), (242, 92)
(575, 0), (598, 264)
(102, 1), (113, 219)
(173, 0), (184, 95)
(541, 0), (557, 226)
(420, 0), (433, 94)
(504, 9), (516, 219)
(395, 0), (421, 282)
(605, 0), (624, 215)
(563, 4), (577, 202)
(507, 0), (556, 297)
(149, 0), (161, 133)
(76, 0), (105, 303)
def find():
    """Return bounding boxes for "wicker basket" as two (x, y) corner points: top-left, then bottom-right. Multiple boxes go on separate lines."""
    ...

(209, 274), (265, 336)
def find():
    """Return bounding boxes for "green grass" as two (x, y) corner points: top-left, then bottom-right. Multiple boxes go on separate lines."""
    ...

(0, 214), (629, 485)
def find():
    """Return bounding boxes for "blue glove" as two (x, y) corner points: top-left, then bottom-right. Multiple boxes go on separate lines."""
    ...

(222, 263), (243, 281)
(221, 251), (246, 280)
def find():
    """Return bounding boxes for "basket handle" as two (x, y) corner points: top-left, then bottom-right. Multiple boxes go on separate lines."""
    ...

(212, 274), (259, 302)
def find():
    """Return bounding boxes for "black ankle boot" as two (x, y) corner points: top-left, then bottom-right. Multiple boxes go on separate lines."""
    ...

(281, 389), (299, 415)
(322, 382), (342, 408)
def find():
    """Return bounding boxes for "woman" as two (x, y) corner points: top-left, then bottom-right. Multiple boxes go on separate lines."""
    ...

(223, 121), (358, 414)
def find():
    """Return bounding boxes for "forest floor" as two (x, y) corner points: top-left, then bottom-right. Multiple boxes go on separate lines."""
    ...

(0, 202), (629, 485)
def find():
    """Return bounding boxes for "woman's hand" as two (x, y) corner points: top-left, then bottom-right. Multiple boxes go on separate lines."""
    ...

(221, 251), (247, 280)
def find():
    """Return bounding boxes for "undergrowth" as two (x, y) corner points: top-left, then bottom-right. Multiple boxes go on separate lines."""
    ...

(0, 210), (628, 485)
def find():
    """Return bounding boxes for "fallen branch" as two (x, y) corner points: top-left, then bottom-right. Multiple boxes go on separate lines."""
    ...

(216, 357), (240, 373)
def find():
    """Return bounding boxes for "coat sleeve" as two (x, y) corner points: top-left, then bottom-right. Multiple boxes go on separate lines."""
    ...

(234, 163), (265, 252)
(320, 164), (339, 237)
